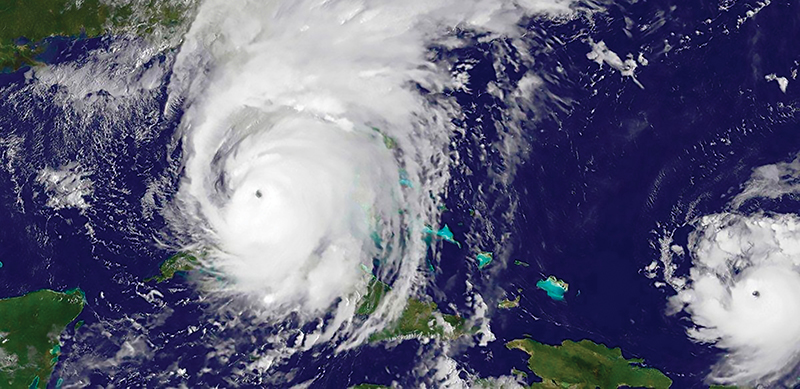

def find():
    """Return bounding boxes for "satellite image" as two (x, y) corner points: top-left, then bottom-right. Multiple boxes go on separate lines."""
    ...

(0, 0), (799, 388)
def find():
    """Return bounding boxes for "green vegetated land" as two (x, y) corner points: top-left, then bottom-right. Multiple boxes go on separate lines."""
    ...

(498, 295), (520, 309)
(0, 289), (85, 388)
(150, 254), (468, 342)
(356, 278), (392, 316)
(506, 338), (672, 389)
(0, 0), (189, 70)
(349, 385), (390, 389)
(358, 279), (469, 342)
(146, 251), (200, 282)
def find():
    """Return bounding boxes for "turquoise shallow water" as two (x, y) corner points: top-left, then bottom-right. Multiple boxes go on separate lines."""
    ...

(2, 1), (800, 387)
(536, 277), (567, 301)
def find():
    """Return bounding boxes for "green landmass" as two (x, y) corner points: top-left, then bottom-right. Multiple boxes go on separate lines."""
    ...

(514, 260), (530, 267)
(369, 298), (467, 342)
(115, 0), (190, 35)
(371, 127), (396, 150)
(146, 252), (200, 283)
(506, 338), (672, 389)
(0, 0), (109, 69)
(350, 384), (390, 389)
(357, 279), (469, 342)
(512, 368), (528, 378)
(473, 377), (529, 388)
(0, 0), (190, 70)
(0, 289), (85, 388)
(498, 295), (520, 309)
(357, 278), (392, 316)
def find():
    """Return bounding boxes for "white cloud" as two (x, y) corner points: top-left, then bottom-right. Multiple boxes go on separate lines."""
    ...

(732, 154), (800, 208)
(165, 0), (581, 348)
(765, 73), (789, 93)
(667, 213), (800, 386)
(586, 39), (643, 88)
(37, 162), (93, 210)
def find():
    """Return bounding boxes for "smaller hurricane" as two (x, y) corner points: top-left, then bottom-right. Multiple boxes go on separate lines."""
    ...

(671, 214), (800, 385)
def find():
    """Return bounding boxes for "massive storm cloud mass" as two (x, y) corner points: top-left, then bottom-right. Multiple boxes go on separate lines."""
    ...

(164, 0), (577, 345)
(661, 156), (800, 387)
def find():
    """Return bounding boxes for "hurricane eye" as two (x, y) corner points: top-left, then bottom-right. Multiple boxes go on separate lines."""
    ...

(255, 190), (262, 198)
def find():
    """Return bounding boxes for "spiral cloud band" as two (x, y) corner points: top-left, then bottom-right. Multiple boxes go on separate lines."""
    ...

(673, 214), (800, 383)
(662, 157), (800, 386)
(165, 0), (578, 344)
(207, 112), (394, 311)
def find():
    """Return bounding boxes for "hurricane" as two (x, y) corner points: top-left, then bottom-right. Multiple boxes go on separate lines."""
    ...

(163, 0), (578, 348)
(658, 155), (800, 387)
(8, 0), (800, 387)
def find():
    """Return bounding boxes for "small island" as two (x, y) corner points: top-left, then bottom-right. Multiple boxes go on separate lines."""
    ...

(145, 252), (200, 283)
(422, 224), (461, 247)
(536, 275), (569, 301)
(506, 338), (672, 388)
(476, 252), (493, 269)
(0, 289), (85, 388)
(498, 295), (520, 309)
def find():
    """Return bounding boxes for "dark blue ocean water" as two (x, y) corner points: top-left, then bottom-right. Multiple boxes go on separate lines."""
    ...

(439, 1), (800, 388)
(0, 0), (798, 388)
